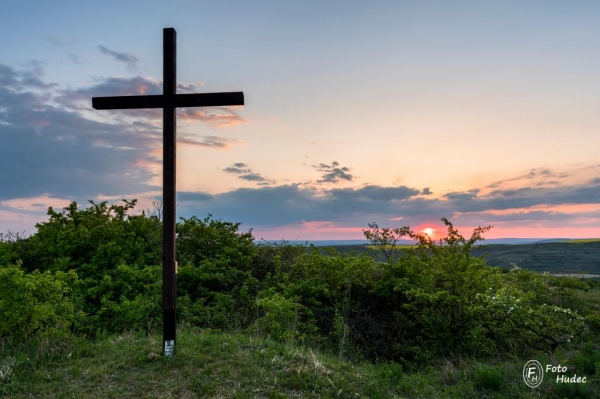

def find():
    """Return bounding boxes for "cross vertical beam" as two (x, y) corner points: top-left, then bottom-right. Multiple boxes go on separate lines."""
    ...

(162, 27), (177, 356)
(91, 27), (244, 357)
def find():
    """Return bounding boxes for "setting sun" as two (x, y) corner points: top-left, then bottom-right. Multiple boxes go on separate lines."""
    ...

(423, 227), (435, 237)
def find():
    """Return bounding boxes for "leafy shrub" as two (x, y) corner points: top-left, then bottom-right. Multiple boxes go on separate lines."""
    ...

(361, 217), (588, 363)
(0, 263), (81, 340)
(16, 200), (161, 275)
(585, 312), (600, 334)
(571, 343), (600, 376)
(175, 214), (257, 330)
(176, 214), (255, 271)
(472, 365), (503, 391)
(552, 379), (596, 399)
(253, 290), (301, 341)
(383, 218), (504, 359)
(92, 263), (162, 335)
(375, 361), (403, 386)
(0, 237), (19, 267)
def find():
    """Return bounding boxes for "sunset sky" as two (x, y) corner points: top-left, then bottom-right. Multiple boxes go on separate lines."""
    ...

(1, 1), (599, 241)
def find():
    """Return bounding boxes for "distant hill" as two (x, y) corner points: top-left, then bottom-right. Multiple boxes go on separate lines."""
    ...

(317, 241), (600, 275)
(256, 238), (600, 247)
(471, 241), (600, 274)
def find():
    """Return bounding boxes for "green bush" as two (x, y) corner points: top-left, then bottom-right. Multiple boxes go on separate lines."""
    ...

(0, 239), (19, 267)
(360, 218), (589, 363)
(92, 263), (162, 335)
(0, 263), (81, 340)
(253, 290), (302, 342)
(16, 200), (161, 275)
(472, 364), (503, 391)
(381, 218), (504, 359)
(176, 214), (255, 271)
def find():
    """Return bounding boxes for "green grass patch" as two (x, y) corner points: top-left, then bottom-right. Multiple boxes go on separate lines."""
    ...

(2, 327), (599, 398)
(565, 239), (600, 244)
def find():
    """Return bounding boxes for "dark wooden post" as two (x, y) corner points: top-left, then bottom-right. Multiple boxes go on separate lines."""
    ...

(162, 27), (177, 357)
(92, 27), (244, 356)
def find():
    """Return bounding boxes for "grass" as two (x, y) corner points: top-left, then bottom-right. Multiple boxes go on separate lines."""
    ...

(2, 326), (599, 398)
(565, 239), (600, 244)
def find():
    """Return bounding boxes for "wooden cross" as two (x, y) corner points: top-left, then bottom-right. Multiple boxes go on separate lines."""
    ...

(92, 27), (244, 356)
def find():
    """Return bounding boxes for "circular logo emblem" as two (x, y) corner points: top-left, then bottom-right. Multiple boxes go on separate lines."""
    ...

(523, 360), (544, 388)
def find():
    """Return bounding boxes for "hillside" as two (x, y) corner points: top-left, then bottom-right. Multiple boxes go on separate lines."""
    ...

(328, 241), (600, 274)
(3, 202), (600, 398)
(472, 242), (600, 274)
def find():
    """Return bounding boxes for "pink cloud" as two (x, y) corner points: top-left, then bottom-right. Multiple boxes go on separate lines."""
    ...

(254, 220), (367, 240)
(179, 108), (246, 127)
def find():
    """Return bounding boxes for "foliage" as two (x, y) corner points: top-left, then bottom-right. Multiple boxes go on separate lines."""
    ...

(472, 364), (503, 391)
(91, 263), (162, 335)
(15, 199), (161, 275)
(175, 214), (257, 331)
(176, 214), (255, 271)
(362, 222), (411, 262)
(253, 289), (302, 342)
(0, 231), (22, 266)
(356, 218), (589, 363)
(0, 263), (81, 341)
(2, 198), (598, 392)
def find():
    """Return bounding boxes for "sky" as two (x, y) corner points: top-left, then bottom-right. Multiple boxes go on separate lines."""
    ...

(1, 1), (599, 242)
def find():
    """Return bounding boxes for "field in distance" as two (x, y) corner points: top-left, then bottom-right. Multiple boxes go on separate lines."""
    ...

(327, 240), (600, 275)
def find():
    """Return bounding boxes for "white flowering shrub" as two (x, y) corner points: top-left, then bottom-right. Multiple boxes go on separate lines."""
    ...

(474, 286), (587, 354)
(363, 217), (589, 361)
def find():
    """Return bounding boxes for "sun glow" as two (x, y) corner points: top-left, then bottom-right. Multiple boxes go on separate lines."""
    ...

(423, 227), (435, 238)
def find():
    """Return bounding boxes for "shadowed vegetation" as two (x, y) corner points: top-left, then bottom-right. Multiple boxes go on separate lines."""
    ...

(1, 200), (599, 397)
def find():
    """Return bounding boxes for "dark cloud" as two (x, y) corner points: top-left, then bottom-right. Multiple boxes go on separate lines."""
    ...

(239, 173), (268, 182)
(223, 164), (251, 174)
(488, 187), (532, 197)
(330, 185), (420, 202)
(57, 76), (162, 114)
(178, 192), (212, 201)
(313, 161), (354, 184)
(0, 108), (159, 201)
(98, 45), (140, 70)
(175, 184), (430, 227)
(222, 163), (275, 185)
(179, 136), (240, 149)
(443, 190), (480, 202)
(0, 62), (56, 90)
(465, 210), (572, 223)
(0, 64), (162, 202)
(1, 61), (598, 236)
(173, 175), (600, 232)
(178, 185), (323, 226)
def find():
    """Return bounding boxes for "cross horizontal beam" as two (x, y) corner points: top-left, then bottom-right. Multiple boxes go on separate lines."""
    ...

(92, 91), (244, 110)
